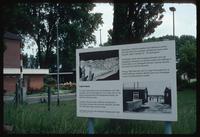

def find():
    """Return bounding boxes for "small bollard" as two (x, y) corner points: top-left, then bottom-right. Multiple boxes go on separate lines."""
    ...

(87, 118), (94, 134)
(48, 87), (51, 111)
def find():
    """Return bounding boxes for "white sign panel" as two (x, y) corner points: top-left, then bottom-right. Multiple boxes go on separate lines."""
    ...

(76, 41), (177, 121)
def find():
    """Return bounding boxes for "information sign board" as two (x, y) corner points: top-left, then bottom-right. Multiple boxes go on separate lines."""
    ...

(76, 41), (177, 121)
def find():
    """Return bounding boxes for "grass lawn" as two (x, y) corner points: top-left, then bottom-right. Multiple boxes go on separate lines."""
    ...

(3, 89), (196, 134)
(26, 89), (73, 97)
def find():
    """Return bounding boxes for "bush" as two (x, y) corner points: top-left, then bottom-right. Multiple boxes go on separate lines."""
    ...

(59, 85), (68, 90)
(41, 85), (57, 95)
(177, 79), (190, 91)
(44, 76), (56, 87)
(60, 82), (76, 92)
(27, 87), (43, 94)
(177, 77), (196, 91)
(189, 81), (196, 90)
(50, 87), (57, 95)
(69, 86), (76, 93)
(40, 83), (48, 93)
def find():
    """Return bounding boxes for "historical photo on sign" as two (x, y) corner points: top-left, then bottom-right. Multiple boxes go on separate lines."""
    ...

(79, 50), (119, 81)
(123, 81), (172, 113)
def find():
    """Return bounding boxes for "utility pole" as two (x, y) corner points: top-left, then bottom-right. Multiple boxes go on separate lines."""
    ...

(56, 19), (60, 106)
(19, 40), (24, 104)
(100, 29), (102, 46)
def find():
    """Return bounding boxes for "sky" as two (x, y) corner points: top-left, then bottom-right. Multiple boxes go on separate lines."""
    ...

(24, 3), (197, 56)
(91, 3), (196, 47)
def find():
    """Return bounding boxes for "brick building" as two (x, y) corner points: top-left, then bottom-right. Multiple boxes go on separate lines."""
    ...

(3, 32), (49, 94)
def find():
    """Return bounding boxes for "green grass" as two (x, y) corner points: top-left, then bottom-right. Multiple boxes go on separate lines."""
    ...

(26, 89), (73, 97)
(4, 89), (196, 134)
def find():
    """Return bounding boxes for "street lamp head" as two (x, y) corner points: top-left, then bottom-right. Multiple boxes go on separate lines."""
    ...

(169, 7), (176, 12)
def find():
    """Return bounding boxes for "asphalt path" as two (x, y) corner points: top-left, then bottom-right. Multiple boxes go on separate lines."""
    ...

(4, 93), (76, 104)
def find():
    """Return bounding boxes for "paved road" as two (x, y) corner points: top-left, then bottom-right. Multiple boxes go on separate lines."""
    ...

(4, 93), (76, 104)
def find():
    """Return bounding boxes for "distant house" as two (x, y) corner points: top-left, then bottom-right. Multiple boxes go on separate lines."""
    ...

(3, 32), (49, 94)
(49, 71), (76, 83)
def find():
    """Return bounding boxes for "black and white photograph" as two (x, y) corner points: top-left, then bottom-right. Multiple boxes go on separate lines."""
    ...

(79, 50), (119, 81)
(123, 81), (172, 113)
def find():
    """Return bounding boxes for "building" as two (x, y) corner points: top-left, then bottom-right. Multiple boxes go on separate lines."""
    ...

(49, 71), (76, 83)
(123, 82), (148, 111)
(3, 32), (49, 94)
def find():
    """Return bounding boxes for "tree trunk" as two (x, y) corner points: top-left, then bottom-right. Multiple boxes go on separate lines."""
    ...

(112, 3), (128, 45)
(36, 37), (43, 68)
(44, 47), (50, 68)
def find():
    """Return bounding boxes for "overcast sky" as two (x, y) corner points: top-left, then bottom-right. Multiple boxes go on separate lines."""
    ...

(91, 3), (196, 47)
(24, 3), (197, 56)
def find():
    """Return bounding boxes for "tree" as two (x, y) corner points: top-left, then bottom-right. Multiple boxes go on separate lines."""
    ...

(178, 39), (196, 82)
(2, 3), (103, 70)
(176, 35), (196, 60)
(144, 35), (197, 83)
(144, 35), (179, 59)
(112, 2), (165, 45)
(23, 53), (29, 68)
(102, 29), (112, 46)
(108, 2), (165, 127)
(23, 54), (39, 68)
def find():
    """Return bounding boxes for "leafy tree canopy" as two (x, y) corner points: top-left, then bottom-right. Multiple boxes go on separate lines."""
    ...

(145, 35), (196, 81)
(178, 38), (196, 80)
(112, 2), (165, 45)
(2, 3), (103, 71)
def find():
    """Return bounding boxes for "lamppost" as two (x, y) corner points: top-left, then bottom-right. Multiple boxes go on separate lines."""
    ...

(100, 29), (102, 46)
(164, 7), (176, 134)
(169, 7), (176, 38)
(56, 18), (60, 106)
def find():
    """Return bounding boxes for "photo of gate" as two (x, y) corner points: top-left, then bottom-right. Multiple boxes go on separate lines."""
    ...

(123, 81), (172, 113)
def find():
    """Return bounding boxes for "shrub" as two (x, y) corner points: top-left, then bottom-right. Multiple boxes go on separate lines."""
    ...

(189, 81), (196, 90)
(177, 77), (196, 91)
(50, 87), (57, 95)
(44, 76), (56, 87)
(40, 83), (48, 93)
(177, 79), (190, 91)
(27, 87), (43, 94)
(60, 82), (76, 91)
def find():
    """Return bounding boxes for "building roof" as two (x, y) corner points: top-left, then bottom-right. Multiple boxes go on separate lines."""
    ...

(4, 32), (21, 41)
(49, 72), (74, 75)
(3, 68), (49, 75)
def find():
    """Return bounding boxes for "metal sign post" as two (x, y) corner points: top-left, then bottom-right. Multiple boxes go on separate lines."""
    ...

(56, 18), (60, 106)
(15, 82), (19, 106)
(164, 121), (172, 134)
(48, 87), (51, 111)
(87, 118), (94, 134)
